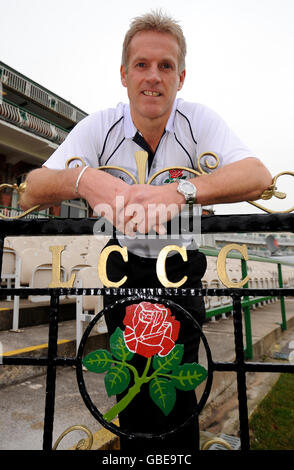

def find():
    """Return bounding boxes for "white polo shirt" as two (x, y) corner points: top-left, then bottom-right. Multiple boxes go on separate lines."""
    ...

(44, 98), (256, 257)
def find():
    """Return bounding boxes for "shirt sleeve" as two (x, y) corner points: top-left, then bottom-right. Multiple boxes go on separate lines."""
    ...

(192, 103), (257, 169)
(43, 113), (101, 170)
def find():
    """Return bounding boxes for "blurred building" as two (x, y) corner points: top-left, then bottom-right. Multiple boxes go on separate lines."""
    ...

(0, 61), (88, 218)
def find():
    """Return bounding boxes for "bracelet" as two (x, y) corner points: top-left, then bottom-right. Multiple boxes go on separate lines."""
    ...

(75, 165), (89, 194)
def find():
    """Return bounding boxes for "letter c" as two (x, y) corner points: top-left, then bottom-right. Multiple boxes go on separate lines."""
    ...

(217, 243), (250, 288)
(156, 245), (188, 288)
(98, 245), (128, 288)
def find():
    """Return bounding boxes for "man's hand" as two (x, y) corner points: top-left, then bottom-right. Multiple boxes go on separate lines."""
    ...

(90, 181), (181, 236)
(118, 183), (181, 236)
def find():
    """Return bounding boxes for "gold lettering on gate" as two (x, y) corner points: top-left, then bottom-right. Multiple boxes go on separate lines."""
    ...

(156, 245), (188, 288)
(216, 243), (250, 288)
(48, 245), (76, 288)
(48, 242), (250, 290)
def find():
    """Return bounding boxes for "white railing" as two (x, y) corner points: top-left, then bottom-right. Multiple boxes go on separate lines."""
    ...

(0, 207), (50, 219)
(0, 63), (87, 123)
(0, 100), (68, 144)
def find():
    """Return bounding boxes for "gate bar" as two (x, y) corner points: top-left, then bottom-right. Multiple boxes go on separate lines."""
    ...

(0, 213), (293, 237)
(0, 236), (3, 271)
(42, 292), (59, 451)
(232, 294), (250, 451)
(277, 263), (287, 331)
(241, 258), (253, 360)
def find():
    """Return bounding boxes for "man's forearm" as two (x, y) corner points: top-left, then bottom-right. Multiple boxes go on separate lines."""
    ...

(19, 167), (83, 210)
(130, 157), (273, 214)
(188, 157), (272, 206)
(20, 166), (129, 215)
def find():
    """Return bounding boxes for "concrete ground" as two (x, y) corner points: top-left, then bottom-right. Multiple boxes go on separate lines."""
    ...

(0, 297), (294, 450)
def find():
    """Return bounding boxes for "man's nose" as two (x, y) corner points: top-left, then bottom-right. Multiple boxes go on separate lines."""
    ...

(146, 65), (161, 83)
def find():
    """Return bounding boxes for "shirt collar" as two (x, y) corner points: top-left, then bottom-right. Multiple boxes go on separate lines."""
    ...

(123, 99), (178, 138)
(123, 104), (137, 138)
(165, 98), (178, 133)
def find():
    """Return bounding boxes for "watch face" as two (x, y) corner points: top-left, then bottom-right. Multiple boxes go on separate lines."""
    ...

(180, 180), (196, 194)
(177, 179), (197, 203)
(182, 181), (193, 192)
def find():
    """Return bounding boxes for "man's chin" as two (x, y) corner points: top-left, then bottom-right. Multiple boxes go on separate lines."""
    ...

(140, 106), (166, 120)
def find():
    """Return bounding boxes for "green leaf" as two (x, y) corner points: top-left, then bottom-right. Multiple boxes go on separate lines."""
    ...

(171, 363), (208, 391)
(152, 344), (184, 373)
(82, 349), (113, 373)
(110, 327), (134, 362)
(164, 178), (171, 183)
(105, 364), (131, 396)
(149, 377), (176, 416)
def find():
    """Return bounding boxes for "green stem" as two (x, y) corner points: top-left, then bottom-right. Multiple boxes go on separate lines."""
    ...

(103, 356), (152, 422)
(110, 358), (139, 382)
(103, 382), (141, 422)
(146, 360), (170, 382)
(141, 356), (152, 382)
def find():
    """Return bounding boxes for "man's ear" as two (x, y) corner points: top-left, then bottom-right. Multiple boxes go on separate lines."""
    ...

(178, 69), (186, 91)
(120, 65), (127, 87)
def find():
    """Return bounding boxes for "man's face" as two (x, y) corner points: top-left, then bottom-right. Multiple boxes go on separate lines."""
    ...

(121, 30), (186, 127)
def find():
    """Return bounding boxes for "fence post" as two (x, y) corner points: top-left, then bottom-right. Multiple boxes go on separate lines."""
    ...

(241, 258), (253, 360)
(0, 236), (3, 275)
(232, 294), (250, 450)
(277, 263), (287, 331)
(43, 292), (60, 450)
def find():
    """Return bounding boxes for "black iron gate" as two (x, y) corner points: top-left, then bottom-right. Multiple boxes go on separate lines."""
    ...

(1, 213), (294, 452)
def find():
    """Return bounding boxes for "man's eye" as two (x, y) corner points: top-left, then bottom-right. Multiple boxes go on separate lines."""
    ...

(136, 62), (146, 68)
(160, 63), (172, 69)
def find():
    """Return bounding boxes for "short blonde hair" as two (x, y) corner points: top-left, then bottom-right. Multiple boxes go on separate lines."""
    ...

(122, 10), (187, 72)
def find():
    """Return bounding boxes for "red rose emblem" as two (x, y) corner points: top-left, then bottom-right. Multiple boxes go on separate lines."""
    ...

(123, 302), (180, 358)
(169, 169), (183, 179)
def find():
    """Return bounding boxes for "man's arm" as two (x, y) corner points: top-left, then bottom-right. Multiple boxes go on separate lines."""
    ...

(189, 157), (272, 205)
(19, 166), (130, 219)
(20, 156), (272, 234)
(143, 157), (272, 208)
(20, 167), (83, 210)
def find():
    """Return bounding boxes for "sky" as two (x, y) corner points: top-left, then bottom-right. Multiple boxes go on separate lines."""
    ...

(1, 0), (294, 215)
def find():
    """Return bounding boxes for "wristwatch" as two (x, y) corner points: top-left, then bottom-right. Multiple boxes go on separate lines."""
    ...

(177, 179), (197, 205)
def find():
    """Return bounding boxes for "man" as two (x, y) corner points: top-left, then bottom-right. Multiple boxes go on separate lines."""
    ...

(20, 11), (272, 452)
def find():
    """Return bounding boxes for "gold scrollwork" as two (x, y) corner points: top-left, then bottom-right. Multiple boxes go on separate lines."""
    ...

(99, 165), (138, 184)
(147, 151), (220, 184)
(65, 155), (139, 183)
(63, 153), (294, 214)
(65, 156), (87, 168)
(0, 182), (40, 219)
(65, 152), (144, 184)
(1, 151), (293, 219)
(52, 424), (94, 450)
(65, 151), (220, 186)
(197, 151), (220, 174)
(201, 437), (233, 450)
(248, 171), (294, 214)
